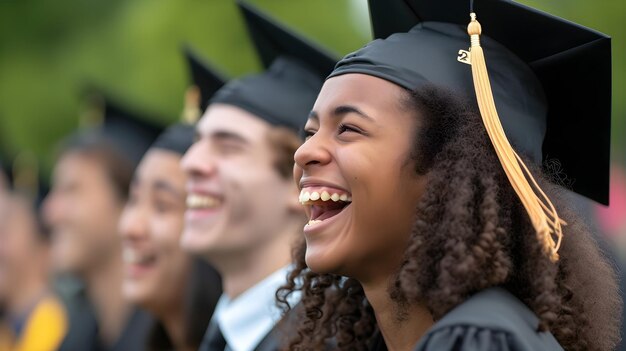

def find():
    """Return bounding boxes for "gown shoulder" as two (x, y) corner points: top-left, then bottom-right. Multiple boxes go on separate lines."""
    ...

(413, 288), (564, 351)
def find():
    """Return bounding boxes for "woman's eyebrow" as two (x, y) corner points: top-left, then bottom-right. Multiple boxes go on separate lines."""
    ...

(333, 105), (374, 121)
(309, 105), (374, 122)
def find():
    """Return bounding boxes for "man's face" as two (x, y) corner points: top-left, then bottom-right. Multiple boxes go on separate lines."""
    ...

(181, 104), (298, 261)
(43, 151), (125, 275)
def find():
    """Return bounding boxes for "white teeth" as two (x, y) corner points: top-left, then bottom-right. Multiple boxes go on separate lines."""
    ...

(122, 249), (136, 263)
(299, 191), (311, 204)
(305, 219), (323, 226)
(122, 249), (151, 264)
(187, 194), (220, 209)
(299, 189), (352, 204)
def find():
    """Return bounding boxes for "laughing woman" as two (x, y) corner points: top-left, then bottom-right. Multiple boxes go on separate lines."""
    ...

(119, 123), (222, 351)
(279, 1), (621, 351)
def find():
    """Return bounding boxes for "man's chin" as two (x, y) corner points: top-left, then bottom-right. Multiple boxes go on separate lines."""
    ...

(180, 228), (218, 255)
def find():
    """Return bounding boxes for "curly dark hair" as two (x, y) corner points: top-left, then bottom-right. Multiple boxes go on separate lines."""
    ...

(277, 85), (621, 351)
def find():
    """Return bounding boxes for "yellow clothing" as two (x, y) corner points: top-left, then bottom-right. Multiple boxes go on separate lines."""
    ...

(0, 295), (68, 351)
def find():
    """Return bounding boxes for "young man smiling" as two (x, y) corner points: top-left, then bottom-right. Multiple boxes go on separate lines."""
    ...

(180, 2), (336, 351)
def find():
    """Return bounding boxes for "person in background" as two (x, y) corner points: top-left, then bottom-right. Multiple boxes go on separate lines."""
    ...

(118, 49), (223, 351)
(0, 155), (67, 351)
(180, 2), (336, 351)
(43, 94), (160, 351)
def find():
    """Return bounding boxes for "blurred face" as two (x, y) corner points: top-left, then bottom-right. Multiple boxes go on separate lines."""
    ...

(0, 194), (10, 303)
(0, 196), (48, 301)
(181, 104), (298, 261)
(43, 152), (125, 275)
(294, 74), (427, 282)
(119, 149), (190, 313)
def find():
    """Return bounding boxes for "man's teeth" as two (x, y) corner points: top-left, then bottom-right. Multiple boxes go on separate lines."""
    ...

(299, 190), (352, 204)
(187, 194), (220, 209)
(122, 249), (153, 265)
(306, 219), (323, 226)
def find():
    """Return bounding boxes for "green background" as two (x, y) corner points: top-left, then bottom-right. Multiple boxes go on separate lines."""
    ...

(0, 0), (624, 174)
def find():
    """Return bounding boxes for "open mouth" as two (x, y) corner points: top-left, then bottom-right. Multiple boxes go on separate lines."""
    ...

(186, 194), (222, 210)
(299, 189), (352, 227)
(122, 248), (157, 268)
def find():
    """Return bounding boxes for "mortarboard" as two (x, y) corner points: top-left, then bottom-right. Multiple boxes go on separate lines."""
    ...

(64, 90), (163, 171)
(152, 48), (229, 157)
(328, 0), (611, 261)
(183, 46), (228, 121)
(209, 0), (337, 132)
(332, 0), (611, 205)
(11, 151), (50, 238)
(150, 123), (195, 156)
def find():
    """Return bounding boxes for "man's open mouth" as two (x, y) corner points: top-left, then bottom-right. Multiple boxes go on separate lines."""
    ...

(299, 189), (352, 226)
(186, 194), (222, 210)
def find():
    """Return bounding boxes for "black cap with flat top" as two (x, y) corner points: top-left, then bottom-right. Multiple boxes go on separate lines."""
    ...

(209, 0), (337, 132)
(330, 0), (611, 205)
(63, 90), (163, 171)
(184, 46), (228, 114)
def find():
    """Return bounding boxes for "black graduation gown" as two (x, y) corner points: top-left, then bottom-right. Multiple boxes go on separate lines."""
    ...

(56, 281), (153, 351)
(414, 287), (563, 350)
(372, 287), (563, 351)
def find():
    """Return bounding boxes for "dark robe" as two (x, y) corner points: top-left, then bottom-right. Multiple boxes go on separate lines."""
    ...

(372, 287), (562, 351)
(55, 278), (153, 351)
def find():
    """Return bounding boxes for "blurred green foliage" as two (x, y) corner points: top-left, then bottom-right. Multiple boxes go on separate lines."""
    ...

(0, 0), (623, 175)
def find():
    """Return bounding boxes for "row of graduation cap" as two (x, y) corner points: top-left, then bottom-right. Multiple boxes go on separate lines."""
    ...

(1, 0), (611, 233)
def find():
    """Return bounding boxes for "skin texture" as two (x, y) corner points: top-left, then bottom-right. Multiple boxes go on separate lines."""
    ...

(0, 195), (50, 316)
(118, 149), (194, 351)
(43, 151), (125, 275)
(294, 74), (427, 284)
(293, 74), (431, 350)
(180, 103), (301, 298)
(119, 149), (190, 315)
(42, 150), (130, 346)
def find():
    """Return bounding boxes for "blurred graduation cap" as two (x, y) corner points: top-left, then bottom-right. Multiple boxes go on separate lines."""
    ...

(331, 0), (611, 206)
(209, 0), (338, 131)
(182, 46), (228, 122)
(65, 88), (163, 170)
(0, 153), (12, 190)
(11, 151), (51, 238)
(152, 47), (229, 157)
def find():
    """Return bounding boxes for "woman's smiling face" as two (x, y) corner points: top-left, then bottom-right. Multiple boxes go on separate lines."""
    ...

(294, 74), (428, 282)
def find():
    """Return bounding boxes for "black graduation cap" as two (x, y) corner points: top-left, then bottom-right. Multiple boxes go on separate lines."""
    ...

(330, 0), (611, 205)
(100, 97), (164, 167)
(209, 0), (337, 132)
(0, 154), (12, 190)
(65, 90), (163, 171)
(10, 151), (51, 238)
(158, 48), (228, 156)
(150, 123), (195, 156)
(183, 46), (228, 115)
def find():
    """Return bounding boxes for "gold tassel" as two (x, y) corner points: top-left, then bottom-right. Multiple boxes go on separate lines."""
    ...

(465, 13), (565, 262)
(181, 85), (202, 124)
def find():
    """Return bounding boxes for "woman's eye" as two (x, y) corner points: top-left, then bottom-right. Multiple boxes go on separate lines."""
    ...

(338, 123), (361, 135)
(303, 129), (316, 140)
(154, 200), (177, 213)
